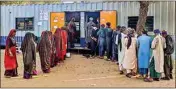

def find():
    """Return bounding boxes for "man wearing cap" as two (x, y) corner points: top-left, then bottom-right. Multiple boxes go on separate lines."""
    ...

(161, 30), (174, 80)
(86, 17), (96, 48)
(145, 29), (166, 82)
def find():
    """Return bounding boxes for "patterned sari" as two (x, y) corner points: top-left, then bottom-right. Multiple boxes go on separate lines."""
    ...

(38, 31), (52, 73)
(21, 32), (36, 79)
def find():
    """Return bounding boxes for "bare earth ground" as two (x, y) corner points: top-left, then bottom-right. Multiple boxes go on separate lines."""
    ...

(1, 50), (175, 88)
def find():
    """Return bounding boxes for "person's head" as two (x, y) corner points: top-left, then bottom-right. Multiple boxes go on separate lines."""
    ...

(89, 17), (93, 22)
(121, 27), (126, 34)
(116, 26), (121, 31)
(142, 30), (148, 35)
(106, 22), (111, 28)
(162, 30), (167, 38)
(101, 24), (105, 29)
(8, 29), (16, 38)
(24, 32), (34, 44)
(154, 29), (160, 36)
(127, 28), (135, 37)
(71, 18), (75, 22)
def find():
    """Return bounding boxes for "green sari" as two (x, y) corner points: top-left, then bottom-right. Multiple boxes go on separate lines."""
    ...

(149, 57), (161, 78)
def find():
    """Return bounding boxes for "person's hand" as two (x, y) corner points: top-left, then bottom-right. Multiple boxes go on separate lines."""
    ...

(9, 51), (13, 57)
(94, 38), (97, 41)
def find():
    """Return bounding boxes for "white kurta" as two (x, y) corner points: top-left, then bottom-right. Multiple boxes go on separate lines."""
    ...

(116, 33), (126, 65)
(123, 37), (137, 72)
(151, 34), (166, 73)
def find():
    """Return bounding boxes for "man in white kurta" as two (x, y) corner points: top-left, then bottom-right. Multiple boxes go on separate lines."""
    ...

(122, 28), (138, 78)
(144, 29), (166, 82)
(115, 27), (127, 74)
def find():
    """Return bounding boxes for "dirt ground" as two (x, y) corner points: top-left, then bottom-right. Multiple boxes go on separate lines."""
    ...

(1, 50), (175, 88)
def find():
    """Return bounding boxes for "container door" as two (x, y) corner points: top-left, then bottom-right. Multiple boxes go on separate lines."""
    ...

(100, 11), (117, 30)
(50, 12), (65, 34)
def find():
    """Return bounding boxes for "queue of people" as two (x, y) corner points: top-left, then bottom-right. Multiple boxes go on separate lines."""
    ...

(87, 22), (174, 82)
(4, 27), (68, 79)
(3, 20), (174, 82)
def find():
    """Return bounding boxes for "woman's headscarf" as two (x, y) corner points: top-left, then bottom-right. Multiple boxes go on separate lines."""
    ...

(127, 28), (135, 49)
(6, 29), (16, 44)
(21, 32), (33, 52)
(39, 31), (51, 50)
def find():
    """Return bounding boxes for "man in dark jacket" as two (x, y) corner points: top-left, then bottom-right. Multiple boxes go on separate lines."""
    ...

(112, 26), (121, 62)
(161, 30), (174, 80)
(90, 26), (98, 58)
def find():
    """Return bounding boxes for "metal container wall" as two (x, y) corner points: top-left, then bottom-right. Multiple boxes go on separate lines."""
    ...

(1, 1), (175, 36)
(0, 1), (175, 59)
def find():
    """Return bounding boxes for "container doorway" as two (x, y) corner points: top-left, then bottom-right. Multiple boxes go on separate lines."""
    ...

(65, 12), (80, 45)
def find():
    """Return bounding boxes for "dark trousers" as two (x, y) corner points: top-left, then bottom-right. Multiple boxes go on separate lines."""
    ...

(106, 38), (112, 59)
(164, 55), (173, 78)
(90, 39), (97, 56)
(112, 43), (118, 61)
(68, 32), (74, 48)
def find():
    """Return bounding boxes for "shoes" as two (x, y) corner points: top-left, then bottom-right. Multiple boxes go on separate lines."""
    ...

(153, 78), (160, 81)
(126, 73), (132, 78)
(120, 71), (124, 75)
(99, 56), (104, 59)
(144, 78), (153, 82)
(12, 75), (18, 77)
(136, 74), (143, 79)
(116, 62), (119, 65)
(107, 59), (111, 61)
(161, 77), (170, 80)
(130, 72), (136, 76)
(170, 74), (173, 79)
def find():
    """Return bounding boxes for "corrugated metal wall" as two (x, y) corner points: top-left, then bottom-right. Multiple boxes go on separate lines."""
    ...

(0, 1), (175, 59)
(1, 1), (175, 37)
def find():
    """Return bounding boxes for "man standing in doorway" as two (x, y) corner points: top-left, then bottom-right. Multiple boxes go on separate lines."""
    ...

(86, 17), (96, 49)
(68, 18), (76, 48)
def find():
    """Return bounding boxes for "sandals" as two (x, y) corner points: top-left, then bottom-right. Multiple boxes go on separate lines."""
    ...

(144, 78), (153, 82)
(120, 71), (124, 75)
(126, 73), (132, 78)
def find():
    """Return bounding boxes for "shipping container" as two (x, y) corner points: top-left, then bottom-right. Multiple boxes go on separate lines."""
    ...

(0, 1), (175, 58)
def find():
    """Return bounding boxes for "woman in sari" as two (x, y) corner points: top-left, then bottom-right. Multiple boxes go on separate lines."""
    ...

(61, 26), (68, 60)
(4, 29), (18, 78)
(31, 33), (37, 75)
(49, 31), (56, 68)
(21, 32), (36, 79)
(55, 28), (63, 63)
(38, 31), (52, 73)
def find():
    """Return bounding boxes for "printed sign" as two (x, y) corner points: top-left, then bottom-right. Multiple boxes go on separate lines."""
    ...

(40, 10), (48, 20)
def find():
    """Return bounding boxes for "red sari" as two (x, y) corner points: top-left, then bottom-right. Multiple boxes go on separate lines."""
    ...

(55, 28), (62, 61)
(61, 29), (68, 60)
(4, 29), (18, 77)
